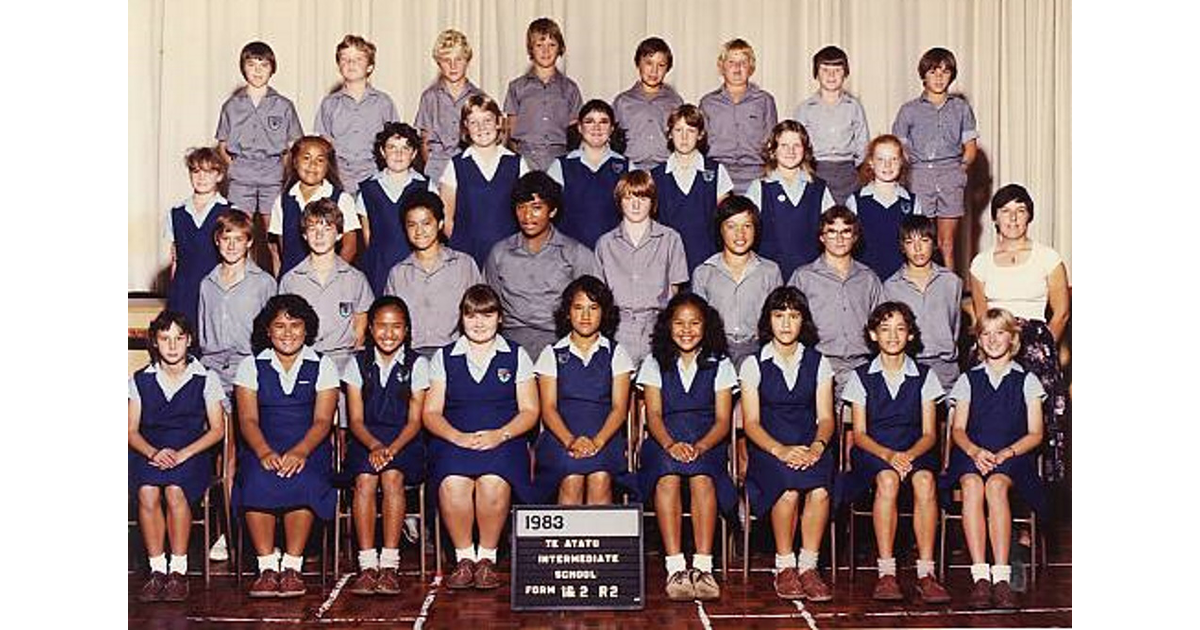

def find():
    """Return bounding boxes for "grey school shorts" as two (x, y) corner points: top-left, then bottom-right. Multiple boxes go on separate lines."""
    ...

(910, 163), (968, 218)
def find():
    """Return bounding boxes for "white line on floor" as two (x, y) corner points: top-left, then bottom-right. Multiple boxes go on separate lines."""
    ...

(791, 599), (820, 630)
(315, 573), (352, 619)
(412, 575), (442, 630)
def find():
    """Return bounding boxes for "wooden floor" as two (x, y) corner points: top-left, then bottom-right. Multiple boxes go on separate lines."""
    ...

(129, 517), (1071, 628)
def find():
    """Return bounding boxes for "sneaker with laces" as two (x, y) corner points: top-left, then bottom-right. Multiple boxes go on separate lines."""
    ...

(691, 569), (721, 601)
(665, 570), (695, 601)
(277, 568), (307, 598)
(138, 571), (167, 603)
(348, 568), (379, 596)
(473, 559), (501, 589)
(248, 569), (280, 598)
(992, 580), (1018, 609)
(208, 534), (229, 562)
(872, 574), (904, 601)
(161, 572), (189, 602)
(445, 559), (475, 589)
(797, 568), (833, 602)
(773, 567), (804, 599)
(375, 567), (403, 595)
(914, 575), (951, 604)
(968, 578), (992, 609)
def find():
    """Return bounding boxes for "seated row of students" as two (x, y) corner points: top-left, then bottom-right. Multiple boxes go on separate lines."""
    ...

(132, 276), (1039, 612)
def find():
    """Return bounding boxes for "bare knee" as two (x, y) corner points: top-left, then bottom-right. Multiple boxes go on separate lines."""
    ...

(380, 470), (404, 495)
(959, 474), (984, 502)
(984, 475), (1011, 504)
(439, 476), (473, 504)
(138, 486), (162, 509)
(476, 475), (511, 502)
(355, 474), (379, 497)
(875, 470), (901, 498)
(911, 471), (937, 501)
(163, 485), (189, 509)
(807, 487), (830, 507)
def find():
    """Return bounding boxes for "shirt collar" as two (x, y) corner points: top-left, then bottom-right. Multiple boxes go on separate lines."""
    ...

(462, 145), (516, 160)
(255, 346), (321, 363)
(763, 169), (814, 184)
(628, 82), (678, 101)
(919, 92), (959, 106)
(288, 179), (334, 201)
(292, 253), (352, 276)
(438, 79), (479, 100)
(184, 193), (228, 217)
(449, 334), (512, 356)
(372, 169), (426, 184)
(144, 358), (208, 379)
(615, 219), (666, 245)
(400, 245), (456, 269)
(664, 151), (704, 174)
(553, 334), (612, 358)
(523, 69), (562, 84)
(759, 340), (807, 365)
(374, 346), (407, 371)
(338, 83), (382, 100)
(971, 360), (1025, 378)
(718, 82), (762, 102)
(867, 355), (920, 377)
(812, 253), (869, 278)
(858, 181), (911, 200)
(565, 147), (622, 167)
(509, 226), (567, 252)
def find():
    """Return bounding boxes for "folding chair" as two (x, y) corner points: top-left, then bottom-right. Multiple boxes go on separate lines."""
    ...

(937, 403), (1045, 587)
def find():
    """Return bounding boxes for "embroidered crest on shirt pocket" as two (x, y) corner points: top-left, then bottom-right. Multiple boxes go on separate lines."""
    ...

(701, 169), (715, 182)
(267, 115), (284, 131)
(496, 367), (512, 383)
(339, 302), (353, 317)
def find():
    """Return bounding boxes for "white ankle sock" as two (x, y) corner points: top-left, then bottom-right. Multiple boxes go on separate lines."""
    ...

(916, 559), (936, 579)
(380, 547), (400, 569)
(149, 554), (168, 574)
(478, 547), (498, 563)
(358, 548), (379, 570)
(692, 554), (713, 573)
(991, 564), (1012, 583)
(877, 556), (897, 577)
(774, 553), (797, 572)
(169, 554), (188, 575)
(258, 552), (280, 574)
(280, 553), (304, 572)
(665, 553), (687, 574)
(455, 546), (477, 563)
(797, 549), (819, 573)
(970, 563), (991, 582)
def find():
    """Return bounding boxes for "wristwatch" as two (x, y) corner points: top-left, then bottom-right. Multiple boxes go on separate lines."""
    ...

(501, 429), (513, 441)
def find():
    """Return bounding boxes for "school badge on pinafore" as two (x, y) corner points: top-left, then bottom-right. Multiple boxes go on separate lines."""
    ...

(701, 169), (715, 183)
(556, 351), (570, 365)
(267, 115), (284, 131)
(395, 365), (410, 383)
(339, 302), (353, 318)
(611, 162), (626, 175)
(496, 368), (512, 383)
(777, 193), (788, 203)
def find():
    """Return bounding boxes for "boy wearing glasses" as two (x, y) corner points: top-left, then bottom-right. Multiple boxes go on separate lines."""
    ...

(787, 206), (882, 396)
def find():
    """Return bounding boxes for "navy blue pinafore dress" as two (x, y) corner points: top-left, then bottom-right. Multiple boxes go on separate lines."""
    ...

(342, 348), (426, 482)
(129, 367), (215, 504)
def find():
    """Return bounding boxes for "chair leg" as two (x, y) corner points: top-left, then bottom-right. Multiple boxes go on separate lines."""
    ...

(418, 485), (427, 583)
(741, 497), (750, 583)
(1030, 514), (1039, 587)
(848, 507), (856, 583)
(435, 511), (443, 577)
(828, 516), (837, 585)
(203, 487), (212, 588)
(937, 514), (947, 579)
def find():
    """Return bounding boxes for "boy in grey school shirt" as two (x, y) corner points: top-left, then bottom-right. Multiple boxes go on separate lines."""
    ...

(484, 172), (598, 358)
(613, 37), (684, 171)
(881, 215), (962, 391)
(503, 18), (582, 172)
(787, 206), (882, 397)
(415, 29), (485, 184)
(699, 38), (778, 194)
(792, 46), (869, 204)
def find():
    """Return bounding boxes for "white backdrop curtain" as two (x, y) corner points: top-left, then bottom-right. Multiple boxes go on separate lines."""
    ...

(128, 0), (1070, 290)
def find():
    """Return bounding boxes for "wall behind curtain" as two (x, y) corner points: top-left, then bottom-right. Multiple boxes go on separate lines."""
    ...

(128, 0), (1070, 290)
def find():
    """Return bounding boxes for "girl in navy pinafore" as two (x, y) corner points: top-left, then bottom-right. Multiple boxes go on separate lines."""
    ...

(848, 135), (923, 281)
(837, 301), (949, 603)
(442, 95), (525, 267)
(233, 294), (339, 598)
(637, 293), (737, 601)
(749, 121), (836, 280)
(533, 276), (636, 504)
(423, 284), (539, 589)
(342, 296), (430, 595)
(274, 136), (352, 277)
(549, 99), (628, 248)
(167, 147), (231, 328)
(739, 286), (835, 601)
(942, 307), (1046, 607)
(129, 311), (226, 602)
(356, 122), (433, 296)
(650, 104), (735, 275)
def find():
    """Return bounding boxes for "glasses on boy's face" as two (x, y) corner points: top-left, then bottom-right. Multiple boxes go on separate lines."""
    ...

(822, 228), (855, 239)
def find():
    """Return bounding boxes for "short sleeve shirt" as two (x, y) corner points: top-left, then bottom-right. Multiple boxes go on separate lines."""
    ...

(278, 256), (374, 356)
(503, 70), (583, 149)
(267, 181), (362, 234)
(969, 242), (1065, 322)
(313, 85), (399, 166)
(129, 359), (227, 407)
(414, 80), (485, 182)
(197, 261), (278, 363)
(663, 152), (735, 198)
(612, 82), (684, 168)
(840, 355), (945, 405)
(163, 194), (229, 242)
(234, 347), (340, 394)
(792, 91), (870, 164)
(691, 253), (784, 345)
(881, 264), (961, 364)
(216, 86), (303, 179)
(637, 354), (739, 394)
(844, 182), (924, 216)
(595, 221), (689, 313)
(427, 335), (535, 384)
(533, 335), (636, 378)
(698, 83), (778, 177)
(438, 146), (532, 189)
(744, 170), (836, 213)
(891, 93), (978, 165)
(383, 246), (482, 351)
(787, 256), (883, 360)
(483, 228), (600, 332)
(948, 363), (1046, 405)
(340, 348), (431, 392)
(738, 342), (834, 392)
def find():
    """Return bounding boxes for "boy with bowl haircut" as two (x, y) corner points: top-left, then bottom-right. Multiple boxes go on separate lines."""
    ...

(613, 37), (684, 171)
(792, 45), (869, 204)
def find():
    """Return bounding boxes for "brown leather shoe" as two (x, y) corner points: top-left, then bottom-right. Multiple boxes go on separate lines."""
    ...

(473, 559), (501, 589)
(248, 569), (280, 598)
(915, 575), (951, 604)
(665, 570), (695, 601)
(798, 568), (833, 602)
(773, 567), (804, 600)
(691, 569), (721, 601)
(277, 568), (307, 598)
(968, 578), (992, 609)
(138, 571), (167, 603)
(445, 559), (475, 589)
(375, 567), (403, 595)
(348, 568), (379, 596)
(992, 580), (1018, 609)
(872, 574), (903, 601)
(161, 572), (189, 602)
